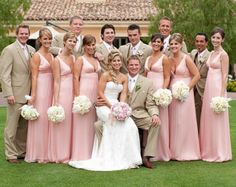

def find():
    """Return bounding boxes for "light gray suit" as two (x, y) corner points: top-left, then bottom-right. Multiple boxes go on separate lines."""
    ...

(0, 41), (35, 159)
(119, 41), (152, 74)
(190, 48), (210, 129)
(50, 33), (83, 58)
(95, 42), (118, 72)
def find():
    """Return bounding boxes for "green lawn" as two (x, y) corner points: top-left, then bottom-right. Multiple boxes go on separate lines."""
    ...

(0, 102), (235, 187)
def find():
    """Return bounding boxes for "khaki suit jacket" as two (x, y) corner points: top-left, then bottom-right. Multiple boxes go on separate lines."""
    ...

(50, 33), (83, 58)
(95, 42), (118, 72)
(119, 41), (152, 74)
(0, 41), (35, 103)
(127, 75), (159, 119)
(190, 49), (210, 96)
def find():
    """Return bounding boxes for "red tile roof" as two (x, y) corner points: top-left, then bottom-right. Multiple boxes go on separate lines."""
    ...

(24, 0), (157, 21)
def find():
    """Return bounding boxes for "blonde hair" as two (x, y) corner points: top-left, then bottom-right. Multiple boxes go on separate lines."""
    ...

(37, 27), (52, 47)
(63, 32), (77, 46)
(107, 50), (123, 83)
(169, 33), (183, 44)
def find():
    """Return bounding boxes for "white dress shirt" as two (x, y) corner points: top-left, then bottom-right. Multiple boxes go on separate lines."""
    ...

(103, 41), (114, 53)
(17, 40), (29, 60)
(74, 35), (81, 52)
(197, 48), (208, 62)
(163, 35), (171, 51)
(128, 74), (139, 92)
(130, 41), (141, 55)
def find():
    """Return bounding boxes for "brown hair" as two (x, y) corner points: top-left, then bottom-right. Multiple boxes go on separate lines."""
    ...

(82, 34), (96, 46)
(151, 33), (164, 51)
(63, 32), (77, 43)
(127, 55), (141, 65)
(107, 50), (123, 83)
(211, 27), (225, 39)
(37, 27), (52, 47)
(16, 24), (30, 35)
(169, 33), (183, 44)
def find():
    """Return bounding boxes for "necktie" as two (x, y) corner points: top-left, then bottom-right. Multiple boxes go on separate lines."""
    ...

(23, 46), (29, 60)
(131, 47), (136, 55)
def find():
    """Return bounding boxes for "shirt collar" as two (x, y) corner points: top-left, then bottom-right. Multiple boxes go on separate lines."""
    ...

(103, 41), (113, 51)
(17, 40), (27, 49)
(131, 41), (141, 50)
(128, 74), (139, 82)
(198, 48), (207, 57)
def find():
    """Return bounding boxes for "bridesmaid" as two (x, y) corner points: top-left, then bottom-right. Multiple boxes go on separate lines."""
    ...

(48, 32), (77, 163)
(200, 27), (232, 162)
(71, 35), (101, 161)
(25, 28), (57, 163)
(168, 33), (201, 161)
(144, 33), (171, 161)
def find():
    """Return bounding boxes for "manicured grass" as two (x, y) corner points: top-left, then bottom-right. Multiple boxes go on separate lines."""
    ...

(0, 102), (235, 187)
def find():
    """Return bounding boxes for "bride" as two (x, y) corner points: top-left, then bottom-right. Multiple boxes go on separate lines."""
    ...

(69, 50), (142, 171)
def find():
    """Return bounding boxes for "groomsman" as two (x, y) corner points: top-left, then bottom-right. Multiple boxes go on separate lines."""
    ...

(0, 25), (35, 163)
(119, 24), (152, 74)
(50, 16), (84, 58)
(95, 24), (118, 72)
(159, 16), (188, 55)
(190, 33), (210, 130)
(127, 55), (160, 168)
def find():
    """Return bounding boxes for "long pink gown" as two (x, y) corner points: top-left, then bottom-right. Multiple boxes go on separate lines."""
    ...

(169, 55), (200, 161)
(25, 52), (53, 163)
(200, 51), (232, 162)
(71, 56), (101, 161)
(145, 55), (171, 161)
(48, 56), (73, 163)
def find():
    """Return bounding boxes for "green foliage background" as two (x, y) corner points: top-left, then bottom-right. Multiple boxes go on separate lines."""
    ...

(149, 0), (236, 64)
(0, 0), (31, 52)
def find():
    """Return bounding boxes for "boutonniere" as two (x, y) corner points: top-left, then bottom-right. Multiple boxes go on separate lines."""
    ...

(29, 52), (35, 58)
(136, 50), (144, 56)
(135, 85), (141, 92)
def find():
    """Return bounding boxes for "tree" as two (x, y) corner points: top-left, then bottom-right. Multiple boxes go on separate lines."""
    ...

(0, 0), (31, 51)
(149, 0), (236, 63)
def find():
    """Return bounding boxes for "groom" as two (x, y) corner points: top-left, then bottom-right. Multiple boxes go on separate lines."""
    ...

(127, 55), (161, 168)
(95, 55), (161, 169)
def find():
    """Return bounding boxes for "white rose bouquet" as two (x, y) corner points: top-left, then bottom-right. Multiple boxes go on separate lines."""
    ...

(153, 88), (172, 107)
(20, 105), (39, 120)
(111, 102), (132, 121)
(210, 96), (231, 114)
(172, 81), (190, 102)
(72, 96), (92, 114)
(47, 106), (65, 123)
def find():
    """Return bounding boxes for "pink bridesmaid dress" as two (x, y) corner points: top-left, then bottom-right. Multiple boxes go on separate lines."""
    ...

(200, 52), (232, 162)
(25, 52), (53, 163)
(169, 55), (200, 161)
(48, 56), (73, 163)
(71, 56), (101, 161)
(145, 55), (171, 161)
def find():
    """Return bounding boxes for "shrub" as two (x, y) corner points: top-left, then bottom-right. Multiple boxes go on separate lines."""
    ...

(227, 80), (236, 92)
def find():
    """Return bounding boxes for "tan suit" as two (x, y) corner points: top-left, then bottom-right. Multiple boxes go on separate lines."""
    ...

(127, 75), (159, 157)
(119, 41), (152, 74)
(0, 41), (35, 159)
(190, 49), (210, 129)
(50, 33), (83, 58)
(95, 42), (118, 72)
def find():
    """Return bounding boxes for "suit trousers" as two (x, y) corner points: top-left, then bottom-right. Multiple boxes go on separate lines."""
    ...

(4, 103), (28, 159)
(194, 90), (202, 132)
(132, 116), (159, 158)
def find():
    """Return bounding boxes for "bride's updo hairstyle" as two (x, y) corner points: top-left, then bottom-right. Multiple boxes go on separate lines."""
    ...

(107, 50), (123, 83)
(169, 33), (183, 44)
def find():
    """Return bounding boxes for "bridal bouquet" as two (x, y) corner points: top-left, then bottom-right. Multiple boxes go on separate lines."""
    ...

(20, 105), (39, 120)
(172, 81), (190, 102)
(153, 88), (172, 107)
(111, 102), (132, 121)
(47, 106), (65, 123)
(72, 95), (92, 114)
(210, 96), (231, 114)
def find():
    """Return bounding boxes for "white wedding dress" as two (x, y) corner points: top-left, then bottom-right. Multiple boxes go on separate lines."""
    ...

(69, 82), (142, 171)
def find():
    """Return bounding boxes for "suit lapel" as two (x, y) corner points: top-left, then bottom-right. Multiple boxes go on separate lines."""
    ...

(14, 42), (29, 70)
(130, 75), (142, 104)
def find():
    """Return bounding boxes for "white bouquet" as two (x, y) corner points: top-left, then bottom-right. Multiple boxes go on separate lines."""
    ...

(153, 88), (172, 107)
(20, 105), (39, 120)
(210, 96), (231, 114)
(111, 102), (132, 121)
(47, 106), (65, 123)
(72, 95), (92, 114)
(172, 81), (190, 102)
